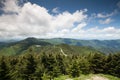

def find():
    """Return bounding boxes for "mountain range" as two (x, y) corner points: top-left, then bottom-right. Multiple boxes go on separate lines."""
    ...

(41, 38), (120, 54)
(0, 37), (120, 56)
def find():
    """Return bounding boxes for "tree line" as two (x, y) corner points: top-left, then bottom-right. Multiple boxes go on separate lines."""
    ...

(0, 52), (120, 80)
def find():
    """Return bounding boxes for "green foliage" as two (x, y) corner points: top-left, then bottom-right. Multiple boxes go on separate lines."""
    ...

(0, 56), (10, 80)
(69, 60), (80, 77)
(0, 38), (51, 56)
(9, 54), (36, 80)
(78, 57), (91, 74)
(1, 38), (120, 56)
(0, 51), (120, 79)
(56, 54), (67, 75)
(89, 53), (106, 73)
(105, 53), (120, 77)
(42, 38), (120, 54)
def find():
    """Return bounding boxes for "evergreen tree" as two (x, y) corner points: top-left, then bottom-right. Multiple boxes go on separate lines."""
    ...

(10, 54), (36, 80)
(56, 54), (67, 75)
(41, 53), (57, 79)
(89, 53), (106, 73)
(0, 56), (10, 80)
(106, 53), (120, 77)
(69, 60), (80, 77)
(34, 64), (45, 80)
(79, 57), (90, 74)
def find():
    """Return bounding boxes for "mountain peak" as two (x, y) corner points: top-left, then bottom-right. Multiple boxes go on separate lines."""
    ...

(24, 37), (38, 42)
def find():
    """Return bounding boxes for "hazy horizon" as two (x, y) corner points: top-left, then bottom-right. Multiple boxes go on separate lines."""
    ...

(1, 37), (120, 42)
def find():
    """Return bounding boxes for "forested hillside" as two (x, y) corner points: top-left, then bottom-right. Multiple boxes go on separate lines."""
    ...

(0, 38), (51, 55)
(0, 52), (120, 80)
(0, 37), (120, 80)
(0, 38), (101, 56)
(1, 37), (120, 55)
(0, 0), (120, 80)
(42, 38), (120, 54)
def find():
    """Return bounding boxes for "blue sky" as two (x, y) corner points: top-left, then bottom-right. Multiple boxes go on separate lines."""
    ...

(29, 0), (119, 13)
(28, 0), (120, 29)
(0, 0), (120, 40)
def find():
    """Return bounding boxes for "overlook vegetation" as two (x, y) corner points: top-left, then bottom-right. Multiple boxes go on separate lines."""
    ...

(0, 38), (120, 80)
(0, 52), (120, 80)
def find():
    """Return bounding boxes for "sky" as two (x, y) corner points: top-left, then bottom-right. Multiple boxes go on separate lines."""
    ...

(0, 0), (120, 40)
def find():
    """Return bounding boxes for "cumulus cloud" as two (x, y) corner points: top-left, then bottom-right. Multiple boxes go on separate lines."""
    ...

(0, 0), (120, 40)
(2, 0), (20, 13)
(99, 18), (113, 24)
(0, 0), (88, 39)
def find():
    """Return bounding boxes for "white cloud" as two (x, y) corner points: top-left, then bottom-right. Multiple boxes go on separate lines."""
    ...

(97, 10), (118, 18)
(43, 26), (120, 40)
(68, 27), (120, 40)
(72, 22), (87, 32)
(0, 0), (87, 39)
(52, 9), (87, 30)
(2, 0), (20, 13)
(99, 18), (113, 24)
(0, 0), (120, 40)
(52, 7), (59, 13)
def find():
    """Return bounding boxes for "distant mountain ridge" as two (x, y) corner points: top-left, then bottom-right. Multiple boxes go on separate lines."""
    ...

(41, 38), (120, 54)
(0, 37), (51, 55)
(0, 37), (120, 55)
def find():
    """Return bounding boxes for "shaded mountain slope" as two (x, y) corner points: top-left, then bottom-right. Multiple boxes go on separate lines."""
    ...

(0, 37), (120, 55)
(0, 38), (101, 56)
(41, 38), (120, 54)
(0, 37), (51, 55)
